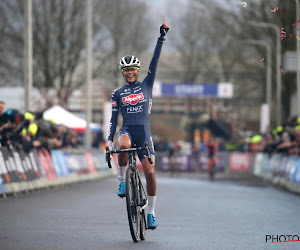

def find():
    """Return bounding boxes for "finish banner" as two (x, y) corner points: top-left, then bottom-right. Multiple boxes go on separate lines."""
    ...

(153, 82), (233, 98)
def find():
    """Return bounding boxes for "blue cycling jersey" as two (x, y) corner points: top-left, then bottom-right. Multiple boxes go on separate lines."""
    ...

(108, 38), (164, 141)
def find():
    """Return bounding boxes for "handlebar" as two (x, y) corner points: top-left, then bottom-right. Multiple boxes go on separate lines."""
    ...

(105, 142), (153, 169)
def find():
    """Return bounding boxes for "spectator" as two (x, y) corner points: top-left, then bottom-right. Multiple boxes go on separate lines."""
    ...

(207, 139), (217, 181)
(0, 107), (82, 151)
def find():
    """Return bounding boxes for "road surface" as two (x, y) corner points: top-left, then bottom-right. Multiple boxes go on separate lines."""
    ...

(0, 174), (299, 249)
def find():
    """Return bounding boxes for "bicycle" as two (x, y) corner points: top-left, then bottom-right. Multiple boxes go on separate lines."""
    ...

(106, 142), (153, 242)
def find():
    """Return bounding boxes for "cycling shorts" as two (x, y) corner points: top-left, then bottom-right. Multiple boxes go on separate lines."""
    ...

(118, 125), (155, 161)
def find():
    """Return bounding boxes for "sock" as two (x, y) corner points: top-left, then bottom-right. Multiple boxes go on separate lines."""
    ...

(118, 166), (126, 182)
(148, 196), (156, 216)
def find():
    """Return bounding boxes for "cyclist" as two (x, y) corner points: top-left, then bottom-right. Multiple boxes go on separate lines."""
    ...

(107, 18), (169, 230)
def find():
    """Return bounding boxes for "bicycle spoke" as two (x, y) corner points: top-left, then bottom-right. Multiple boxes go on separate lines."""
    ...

(126, 169), (140, 242)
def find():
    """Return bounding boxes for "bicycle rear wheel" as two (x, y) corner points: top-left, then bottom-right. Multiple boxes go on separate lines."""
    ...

(126, 168), (140, 242)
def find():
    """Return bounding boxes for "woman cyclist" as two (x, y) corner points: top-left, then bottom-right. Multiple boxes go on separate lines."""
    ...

(107, 19), (169, 229)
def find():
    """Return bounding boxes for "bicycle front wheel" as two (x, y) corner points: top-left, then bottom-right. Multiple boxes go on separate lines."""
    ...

(139, 177), (146, 241)
(126, 168), (140, 242)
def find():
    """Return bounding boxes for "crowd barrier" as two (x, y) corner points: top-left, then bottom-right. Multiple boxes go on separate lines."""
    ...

(155, 151), (228, 172)
(253, 153), (300, 194)
(0, 147), (116, 197)
(155, 151), (300, 194)
(1, 147), (299, 196)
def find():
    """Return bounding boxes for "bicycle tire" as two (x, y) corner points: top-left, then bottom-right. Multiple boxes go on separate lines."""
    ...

(126, 168), (140, 242)
(139, 178), (146, 241)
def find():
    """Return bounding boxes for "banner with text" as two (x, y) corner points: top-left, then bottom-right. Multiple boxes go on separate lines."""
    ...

(153, 82), (233, 98)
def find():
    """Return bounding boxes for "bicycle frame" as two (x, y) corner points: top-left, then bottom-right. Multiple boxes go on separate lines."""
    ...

(106, 144), (150, 209)
(105, 143), (152, 241)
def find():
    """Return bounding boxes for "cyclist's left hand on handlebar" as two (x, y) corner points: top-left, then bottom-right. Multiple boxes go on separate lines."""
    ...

(159, 18), (169, 39)
(107, 140), (113, 160)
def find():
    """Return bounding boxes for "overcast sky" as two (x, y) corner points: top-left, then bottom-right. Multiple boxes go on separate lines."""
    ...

(144, 0), (187, 51)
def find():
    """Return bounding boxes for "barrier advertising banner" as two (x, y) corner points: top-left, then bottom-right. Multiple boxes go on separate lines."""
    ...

(92, 152), (107, 171)
(33, 149), (47, 178)
(229, 153), (251, 171)
(1, 147), (21, 182)
(51, 151), (64, 177)
(85, 152), (96, 173)
(160, 156), (169, 171)
(0, 146), (114, 196)
(19, 150), (37, 181)
(12, 150), (27, 181)
(285, 156), (298, 181)
(51, 150), (69, 177)
(199, 152), (208, 171)
(63, 151), (77, 172)
(253, 153), (264, 176)
(39, 150), (57, 180)
(29, 151), (39, 176)
(293, 159), (300, 183)
(187, 154), (197, 172)
(0, 177), (5, 193)
(216, 152), (228, 171)
(0, 149), (10, 183)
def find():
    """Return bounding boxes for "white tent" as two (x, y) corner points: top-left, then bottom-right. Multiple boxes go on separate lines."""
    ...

(43, 105), (87, 132)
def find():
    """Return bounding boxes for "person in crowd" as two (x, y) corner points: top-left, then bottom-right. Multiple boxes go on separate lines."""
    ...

(225, 138), (239, 151)
(207, 139), (217, 181)
(0, 107), (82, 151)
(262, 133), (277, 154)
(236, 137), (248, 152)
(92, 130), (104, 149)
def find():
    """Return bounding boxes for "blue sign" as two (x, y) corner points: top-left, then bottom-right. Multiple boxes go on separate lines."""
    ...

(294, 159), (300, 183)
(51, 150), (70, 176)
(161, 83), (218, 97)
(0, 177), (5, 194)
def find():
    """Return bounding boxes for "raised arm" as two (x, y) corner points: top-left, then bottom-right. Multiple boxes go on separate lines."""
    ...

(144, 18), (169, 88)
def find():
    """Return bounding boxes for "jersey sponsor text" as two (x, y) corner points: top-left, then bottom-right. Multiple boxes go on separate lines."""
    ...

(122, 93), (144, 105)
(127, 105), (143, 113)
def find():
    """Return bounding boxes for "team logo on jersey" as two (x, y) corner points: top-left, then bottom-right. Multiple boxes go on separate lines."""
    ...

(127, 105), (143, 113)
(122, 93), (144, 105)
(112, 100), (117, 106)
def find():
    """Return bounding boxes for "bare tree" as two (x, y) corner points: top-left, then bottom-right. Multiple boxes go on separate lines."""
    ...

(0, 0), (87, 107)
(0, 0), (152, 108)
(32, 0), (87, 107)
(167, 0), (214, 83)
(0, 0), (24, 86)
(206, 0), (297, 117)
(93, 0), (151, 91)
(170, 0), (297, 119)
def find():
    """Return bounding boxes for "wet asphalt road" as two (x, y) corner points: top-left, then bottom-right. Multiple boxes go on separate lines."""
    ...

(0, 174), (300, 250)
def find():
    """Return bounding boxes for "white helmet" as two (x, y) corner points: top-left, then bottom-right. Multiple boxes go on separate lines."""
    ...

(119, 55), (140, 70)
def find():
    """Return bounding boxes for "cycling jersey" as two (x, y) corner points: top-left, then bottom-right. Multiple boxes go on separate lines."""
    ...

(108, 38), (164, 142)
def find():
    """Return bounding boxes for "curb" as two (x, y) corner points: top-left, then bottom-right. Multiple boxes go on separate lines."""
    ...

(1, 169), (116, 198)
